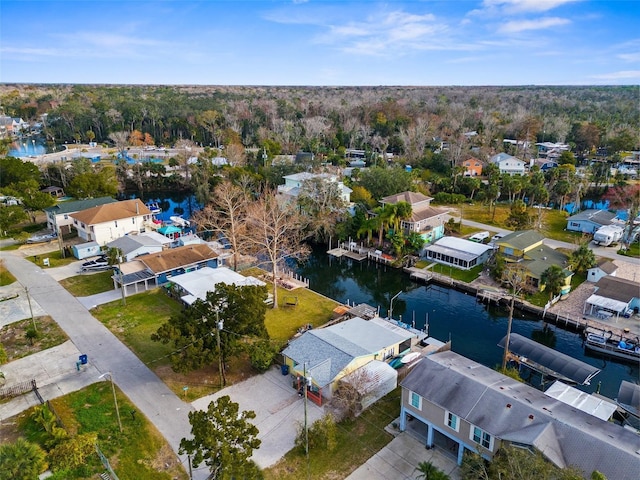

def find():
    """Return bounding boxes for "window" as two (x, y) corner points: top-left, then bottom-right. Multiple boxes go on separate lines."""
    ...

(409, 391), (421, 410)
(445, 411), (459, 431)
(471, 426), (492, 449)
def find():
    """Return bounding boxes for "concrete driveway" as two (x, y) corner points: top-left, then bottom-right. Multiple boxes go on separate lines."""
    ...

(192, 366), (325, 469)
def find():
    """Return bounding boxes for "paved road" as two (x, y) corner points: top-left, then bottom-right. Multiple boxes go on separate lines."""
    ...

(0, 251), (210, 480)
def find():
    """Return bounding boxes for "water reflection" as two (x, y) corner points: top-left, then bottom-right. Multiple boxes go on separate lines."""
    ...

(295, 245), (638, 399)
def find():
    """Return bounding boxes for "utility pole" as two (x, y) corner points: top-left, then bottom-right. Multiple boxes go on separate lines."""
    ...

(118, 255), (126, 306)
(22, 284), (36, 332)
(99, 372), (122, 433)
(216, 310), (224, 389)
(303, 362), (311, 478)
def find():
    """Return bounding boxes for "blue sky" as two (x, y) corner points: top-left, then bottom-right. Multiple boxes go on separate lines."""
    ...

(1, 0), (639, 85)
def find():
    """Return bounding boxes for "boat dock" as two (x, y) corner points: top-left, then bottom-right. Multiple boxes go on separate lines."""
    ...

(327, 243), (395, 265)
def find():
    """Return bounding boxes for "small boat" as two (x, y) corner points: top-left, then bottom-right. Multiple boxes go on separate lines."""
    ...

(170, 216), (190, 228)
(27, 232), (57, 244)
(81, 255), (111, 272)
(401, 352), (422, 364)
(584, 330), (640, 364)
(146, 201), (162, 215)
(387, 356), (404, 369)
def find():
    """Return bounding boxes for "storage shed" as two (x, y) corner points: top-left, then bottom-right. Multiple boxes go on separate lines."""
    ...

(72, 241), (101, 260)
(339, 360), (398, 413)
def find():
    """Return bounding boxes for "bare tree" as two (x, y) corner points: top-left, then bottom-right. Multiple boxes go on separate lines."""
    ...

(331, 367), (375, 420)
(297, 176), (346, 243)
(192, 181), (249, 271)
(108, 131), (129, 157)
(243, 189), (310, 308)
(500, 264), (529, 370)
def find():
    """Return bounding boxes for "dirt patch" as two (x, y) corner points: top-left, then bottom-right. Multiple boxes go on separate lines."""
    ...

(153, 353), (259, 401)
(1, 316), (69, 362)
(0, 410), (30, 444)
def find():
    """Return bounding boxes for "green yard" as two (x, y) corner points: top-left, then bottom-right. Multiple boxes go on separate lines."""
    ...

(60, 270), (115, 296)
(16, 383), (187, 480)
(0, 260), (16, 286)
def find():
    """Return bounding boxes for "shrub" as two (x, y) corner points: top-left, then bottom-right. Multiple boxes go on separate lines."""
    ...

(248, 339), (279, 373)
(48, 432), (98, 472)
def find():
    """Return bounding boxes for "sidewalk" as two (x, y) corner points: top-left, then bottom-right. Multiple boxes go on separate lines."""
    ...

(0, 341), (100, 421)
(1, 251), (210, 480)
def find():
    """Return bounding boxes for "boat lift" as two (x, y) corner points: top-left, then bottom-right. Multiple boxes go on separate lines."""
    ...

(499, 333), (601, 387)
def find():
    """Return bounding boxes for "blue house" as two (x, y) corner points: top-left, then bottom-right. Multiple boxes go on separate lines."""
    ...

(566, 209), (617, 233)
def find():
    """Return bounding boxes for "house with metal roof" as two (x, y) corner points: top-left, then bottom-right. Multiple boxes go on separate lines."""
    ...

(380, 191), (449, 243)
(495, 230), (573, 294)
(44, 196), (117, 234)
(282, 316), (420, 405)
(400, 350), (640, 479)
(69, 199), (152, 245)
(424, 236), (493, 270)
(169, 266), (265, 305)
(106, 234), (164, 262)
(566, 209), (618, 234)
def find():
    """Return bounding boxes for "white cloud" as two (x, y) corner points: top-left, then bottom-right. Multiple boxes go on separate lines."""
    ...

(482, 0), (580, 14)
(617, 52), (640, 62)
(591, 70), (640, 80)
(499, 17), (570, 33)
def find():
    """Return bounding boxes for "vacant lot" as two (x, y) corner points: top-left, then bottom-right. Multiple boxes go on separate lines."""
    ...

(0, 316), (68, 362)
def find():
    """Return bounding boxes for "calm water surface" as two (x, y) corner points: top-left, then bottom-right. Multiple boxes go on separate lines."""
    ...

(295, 245), (639, 399)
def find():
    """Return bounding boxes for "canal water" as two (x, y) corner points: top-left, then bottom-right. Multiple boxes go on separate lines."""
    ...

(294, 245), (638, 399)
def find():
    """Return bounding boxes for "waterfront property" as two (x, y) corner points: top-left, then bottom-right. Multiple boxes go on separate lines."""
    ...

(379, 191), (449, 243)
(44, 196), (117, 234)
(69, 199), (152, 245)
(495, 230), (573, 294)
(400, 350), (640, 480)
(277, 172), (352, 204)
(282, 316), (423, 405)
(424, 236), (493, 270)
(168, 266), (266, 305)
(583, 276), (640, 320)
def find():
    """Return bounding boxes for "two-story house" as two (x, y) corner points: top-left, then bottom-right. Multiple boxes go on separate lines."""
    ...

(495, 230), (573, 294)
(489, 153), (526, 176)
(462, 157), (483, 177)
(69, 199), (152, 245)
(277, 172), (352, 204)
(379, 191), (449, 244)
(400, 351), (640, 480)
(44, 196), (117, 234)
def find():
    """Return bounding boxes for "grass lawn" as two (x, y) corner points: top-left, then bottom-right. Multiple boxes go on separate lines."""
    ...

(430, 263), (483, 283)
(14, 383), (187, 480)
(0, 316), (68, 362)
(264, 286), (340, 342)
(618, 241), (640, 258)
(264, 388), (401, 480)
(60, 270), (115, 296)
(25, 249), (80, 268)
(0, 260), (16, 285)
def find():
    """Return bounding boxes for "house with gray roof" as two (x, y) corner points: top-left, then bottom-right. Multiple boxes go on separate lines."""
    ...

(424, 236), (493, 270)
(380, 191), (449, 243)
(583, 276), (640, 318)
(490, 152), (526, 176)
(106, 234), (164, 262)
(400, 350), (640, 479)
(587, 258), (618, 283)
(496, 230), (573, 294)
(567, 209), (618, 234)
(282, 316), (419, 405)
(44, 196), (117, 234)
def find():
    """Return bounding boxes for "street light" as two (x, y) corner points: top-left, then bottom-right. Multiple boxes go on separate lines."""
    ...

(99, 372), (123, 432)
(388, 290), (402, 321)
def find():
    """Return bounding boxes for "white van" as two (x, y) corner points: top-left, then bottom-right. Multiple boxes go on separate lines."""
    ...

(468, 231), (490, 243)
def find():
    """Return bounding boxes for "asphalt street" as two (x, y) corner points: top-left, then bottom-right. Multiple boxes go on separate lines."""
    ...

(0, 250), (210, 480)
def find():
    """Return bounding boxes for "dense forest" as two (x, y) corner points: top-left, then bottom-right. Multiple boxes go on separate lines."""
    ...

(1, 84), (638, 160)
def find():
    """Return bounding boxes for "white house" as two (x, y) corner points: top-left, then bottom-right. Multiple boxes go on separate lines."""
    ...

(70, 199), (152, 245)
(424, 236), (493, 270)
(44, 197), (117, 234)
(489, 153), (526, 176)
(587, 259), (618, 283)
(277, 172), (352, 203)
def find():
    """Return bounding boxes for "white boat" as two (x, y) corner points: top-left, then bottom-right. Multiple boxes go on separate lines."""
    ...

(401, 352), (422, 364)
(170, 216), (190, 228)
(26, 232), (57, 244)
(584, 331), (640, 364)
(81, 255), (111, 272)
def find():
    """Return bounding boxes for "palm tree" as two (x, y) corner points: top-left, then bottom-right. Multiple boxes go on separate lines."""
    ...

(0, 438), (47, 480)
(415, 460), (450, 480)
(541, 265), (567, 300)
(357, 216), (378, 246)
(569, 243), (596, 276)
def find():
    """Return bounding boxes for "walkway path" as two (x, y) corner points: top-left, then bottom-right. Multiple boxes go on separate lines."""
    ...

(0, 251), (209, 479)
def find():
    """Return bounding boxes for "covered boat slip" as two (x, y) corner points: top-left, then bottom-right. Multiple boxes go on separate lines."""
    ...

(617, 380), (640, 418)
(499, 333), (601, 386)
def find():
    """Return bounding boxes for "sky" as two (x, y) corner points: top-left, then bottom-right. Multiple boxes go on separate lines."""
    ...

(1, 0), (639, 86)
